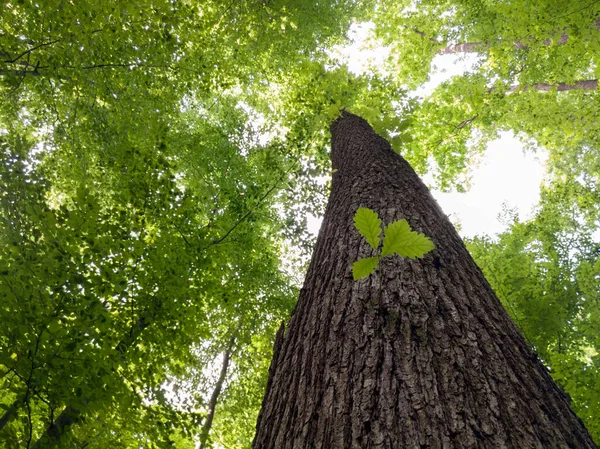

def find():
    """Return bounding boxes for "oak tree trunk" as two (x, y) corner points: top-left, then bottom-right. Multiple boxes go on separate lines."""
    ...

(253, 112), (598, 449)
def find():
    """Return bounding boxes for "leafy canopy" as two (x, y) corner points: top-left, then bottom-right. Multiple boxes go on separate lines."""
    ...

(1, 0), (599, 446)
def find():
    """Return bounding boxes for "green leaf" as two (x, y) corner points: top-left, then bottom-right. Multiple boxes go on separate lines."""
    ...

(353, 208), (382, 250)
(352, 256), (379, 280)
(381, 219), (435, 259)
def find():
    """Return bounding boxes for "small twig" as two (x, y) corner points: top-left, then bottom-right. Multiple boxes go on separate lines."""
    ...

(455, 113), (478, 130)
(173, 222), (193, 247)
(5, 39), (61, 64)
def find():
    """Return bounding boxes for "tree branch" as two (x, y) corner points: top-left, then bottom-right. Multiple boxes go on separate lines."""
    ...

(505, 79), (598, 92)
(205, 160), (298, 249)
(4, 39), (61, 64)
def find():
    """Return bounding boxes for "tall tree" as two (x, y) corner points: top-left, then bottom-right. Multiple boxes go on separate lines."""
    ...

(0, 1), (368, 446)
(253, 112), (598, 448)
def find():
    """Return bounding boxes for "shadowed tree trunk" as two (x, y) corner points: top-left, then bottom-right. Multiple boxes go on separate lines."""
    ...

(252, 112), (598, 448)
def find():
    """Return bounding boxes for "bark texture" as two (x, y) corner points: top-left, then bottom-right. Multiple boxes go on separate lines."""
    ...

(253, 112), (598, 449)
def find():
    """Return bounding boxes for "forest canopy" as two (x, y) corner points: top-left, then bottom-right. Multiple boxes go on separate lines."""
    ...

(1, 0), (599, 447)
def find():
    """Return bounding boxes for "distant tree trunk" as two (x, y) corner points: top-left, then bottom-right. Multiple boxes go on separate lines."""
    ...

(506, 79), (598, 92)
(253, 112), (598, 448)
(199, 333), (237, 449)
(431, 18), (600, 55)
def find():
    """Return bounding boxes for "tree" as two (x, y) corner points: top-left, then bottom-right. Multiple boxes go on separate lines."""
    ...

(2, 0), (599, 446)
(365, 0), (600, 188)
(0, 1), (369, 446)
(253, 111), (598, 448)
(373, 1), (599, 89)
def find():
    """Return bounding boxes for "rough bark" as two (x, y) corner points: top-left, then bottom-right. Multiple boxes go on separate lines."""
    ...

(253, 112), (598, 449)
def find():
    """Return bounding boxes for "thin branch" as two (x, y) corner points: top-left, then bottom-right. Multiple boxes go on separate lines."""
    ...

(205, 160), (298, 249)
(173, 222), (193, 247)
(5, 39), (61, 64)
(24, 332), (42, 448)
(504, 79), (598, 92)
(455, 113), (478, 130)
(25, 396), (33, 449)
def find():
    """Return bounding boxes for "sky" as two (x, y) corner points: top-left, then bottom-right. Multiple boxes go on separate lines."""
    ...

(316, 23), (549, 239)
(429, 135), (547, 237)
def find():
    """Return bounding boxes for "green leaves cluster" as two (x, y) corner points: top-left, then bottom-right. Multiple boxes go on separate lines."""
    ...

(352, 207), (435, 280)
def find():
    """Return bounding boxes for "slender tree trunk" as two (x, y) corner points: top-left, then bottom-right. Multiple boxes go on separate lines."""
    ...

(253, 112), (598, 448)
(484, 79), (598, 94)
(431, 18), (599, 55)
(199, 333), (237, 449)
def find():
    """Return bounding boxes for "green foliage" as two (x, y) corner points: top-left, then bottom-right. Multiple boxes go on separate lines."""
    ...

(381, 219), (436, 258)
(365, 0), (600, 189)
(353, 207), (382, 250)
(352, 208), (435, 280)
(467, 155), (600, 441)
(352, 256), (380, 281)
(0, 0), (598, 446)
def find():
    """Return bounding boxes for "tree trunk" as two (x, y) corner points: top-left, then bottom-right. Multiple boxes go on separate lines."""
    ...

(431, 18), (600, 55)
(506, 80), (598, 92)
(252, 112), (598, 448)
(199, 333), (237, 449)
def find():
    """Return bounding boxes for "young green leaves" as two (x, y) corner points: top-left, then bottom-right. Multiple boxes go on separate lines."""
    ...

(353, 207), (382, 250)
(352, 207), (435, 280)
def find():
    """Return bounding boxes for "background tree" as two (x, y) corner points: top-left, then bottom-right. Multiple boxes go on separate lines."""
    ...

(467, 141), (600, 439)
(368, 0), (600, 187)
